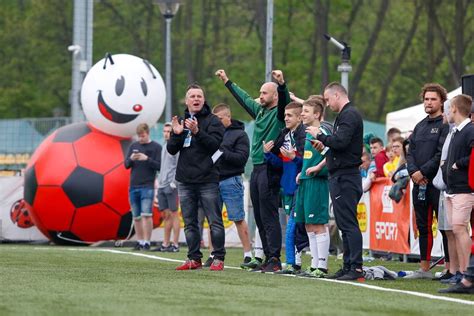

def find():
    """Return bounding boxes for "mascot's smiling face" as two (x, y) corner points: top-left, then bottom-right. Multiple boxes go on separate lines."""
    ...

(81, 54), (165, 137)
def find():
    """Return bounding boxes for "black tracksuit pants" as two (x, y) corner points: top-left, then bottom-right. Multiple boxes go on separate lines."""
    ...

(329, 173), (363, 270)
(412, 184), (440, 262)
(250, 164), (281, 260)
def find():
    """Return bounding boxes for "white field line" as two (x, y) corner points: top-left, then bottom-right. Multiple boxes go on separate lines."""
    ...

(30, 247), (474, 306)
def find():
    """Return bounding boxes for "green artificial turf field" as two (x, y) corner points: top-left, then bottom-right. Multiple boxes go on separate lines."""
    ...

(0, 245), (473, 315)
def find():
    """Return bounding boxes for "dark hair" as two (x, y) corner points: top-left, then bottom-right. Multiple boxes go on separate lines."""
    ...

(420, 83), (447, 104)
(369, 137), (384, 146)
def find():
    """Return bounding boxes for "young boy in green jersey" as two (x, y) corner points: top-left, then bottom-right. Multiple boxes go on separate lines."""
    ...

(295, 96), (331, 278)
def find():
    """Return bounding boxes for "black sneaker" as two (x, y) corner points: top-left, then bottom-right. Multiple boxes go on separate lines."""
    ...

(327, 267), (349, 279)
(242, 257), (263, 270)
(142, 243), (151, 251)
(337, 269), (364, 281)
(240, 256), (252, 268)
(132, 242), (143, 251)
(438, 282), (474, 294)
(250, 258), (266, 272)
(203, 257), (214, 268)
(433, 271), (454, 281)
(169, 244), (180, 253)
(261, 257), (282, 273)
(151, 244), (168, 252)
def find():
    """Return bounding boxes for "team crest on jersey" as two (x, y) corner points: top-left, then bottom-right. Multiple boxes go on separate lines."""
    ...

(304, 150), (313, 159)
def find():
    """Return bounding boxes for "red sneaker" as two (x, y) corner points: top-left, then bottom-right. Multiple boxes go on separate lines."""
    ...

(175, 259), (202, 271)
(209, 259), (224, 271)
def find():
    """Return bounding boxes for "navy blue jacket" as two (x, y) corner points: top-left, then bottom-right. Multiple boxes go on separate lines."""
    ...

(265, 123), (306, 195)
(216, 119), (250, 181)
(407, 115), (449, 182)
(446, 121), (474, 194)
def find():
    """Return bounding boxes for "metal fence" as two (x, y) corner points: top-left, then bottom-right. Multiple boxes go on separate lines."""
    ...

(0, 117), (72, 173)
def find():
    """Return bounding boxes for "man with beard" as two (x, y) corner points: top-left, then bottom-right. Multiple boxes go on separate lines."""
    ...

(405, 83), (449, 279)
(215, 69), (285, 272)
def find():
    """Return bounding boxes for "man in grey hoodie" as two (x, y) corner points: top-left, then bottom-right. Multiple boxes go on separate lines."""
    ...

(154, 122), (180, 252)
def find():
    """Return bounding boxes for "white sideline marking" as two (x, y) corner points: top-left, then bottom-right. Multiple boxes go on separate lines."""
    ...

(33, 247), (241, 270)
(31, 247), (474, 305)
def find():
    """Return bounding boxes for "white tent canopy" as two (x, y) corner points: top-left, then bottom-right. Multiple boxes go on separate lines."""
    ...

(386, 87), (462, 134)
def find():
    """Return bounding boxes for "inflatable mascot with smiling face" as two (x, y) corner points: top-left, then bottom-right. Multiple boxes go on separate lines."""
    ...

(23, 54), (165, 244)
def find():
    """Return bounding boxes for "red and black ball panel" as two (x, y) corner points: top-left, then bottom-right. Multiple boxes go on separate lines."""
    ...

(23, 122), (133, 244)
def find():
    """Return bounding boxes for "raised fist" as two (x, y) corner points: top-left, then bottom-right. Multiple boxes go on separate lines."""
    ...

(272, 70), (284, 85)
(215, 69), (229, 83)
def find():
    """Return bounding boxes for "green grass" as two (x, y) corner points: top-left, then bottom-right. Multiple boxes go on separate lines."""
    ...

(0, 245), (473, 315)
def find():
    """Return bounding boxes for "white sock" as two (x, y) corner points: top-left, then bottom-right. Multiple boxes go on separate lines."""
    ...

(139, 240), (144, 246)
(244, 251), (252, 258)
(295, 251), (302, 266)
(254, 229), (264, 259)
(307, 232), (318, 269)
(316, 232), (330, 270)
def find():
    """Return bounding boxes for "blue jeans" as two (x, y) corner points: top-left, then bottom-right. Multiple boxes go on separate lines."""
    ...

(178, 182), (226, 261)
(219, 176), (245, 222)
(129, 187), (154, 219)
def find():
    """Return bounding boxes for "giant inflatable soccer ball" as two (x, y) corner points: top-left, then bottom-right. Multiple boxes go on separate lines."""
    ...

(81, 54), (166, 137)
(23, 122), (133, 244)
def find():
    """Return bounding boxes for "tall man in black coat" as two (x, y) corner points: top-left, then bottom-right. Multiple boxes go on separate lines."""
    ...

(309, 82), (364, 280)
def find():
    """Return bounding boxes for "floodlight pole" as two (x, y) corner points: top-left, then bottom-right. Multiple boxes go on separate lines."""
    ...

(265, 0), (273, 82)
(324, 34), (352, 92)
(155, 0), (181, 122)
(69, 0), (93, 123)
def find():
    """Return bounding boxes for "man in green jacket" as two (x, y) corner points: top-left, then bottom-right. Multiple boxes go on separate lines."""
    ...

(215, 69), (287, 272)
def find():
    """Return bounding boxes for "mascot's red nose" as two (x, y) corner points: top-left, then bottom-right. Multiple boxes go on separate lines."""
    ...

(133, 104), (143, 112)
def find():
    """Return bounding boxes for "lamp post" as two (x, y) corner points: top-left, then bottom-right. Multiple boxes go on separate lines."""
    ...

(324, 34), (352, 92)
(155, 0), (181, 122)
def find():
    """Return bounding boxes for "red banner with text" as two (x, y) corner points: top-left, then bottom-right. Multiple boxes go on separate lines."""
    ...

(369, 178), (411, 254)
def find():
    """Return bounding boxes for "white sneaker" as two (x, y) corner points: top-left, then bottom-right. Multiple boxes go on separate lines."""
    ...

(404, 269), (432, 279)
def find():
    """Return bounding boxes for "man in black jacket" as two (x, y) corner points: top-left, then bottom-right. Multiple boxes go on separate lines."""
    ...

(167, 84), (226, 271)
(211, 103), (252, 267)
(309, 82), (364, 280)
(406, 83), (449, 279)
(443, 94), (474, 280)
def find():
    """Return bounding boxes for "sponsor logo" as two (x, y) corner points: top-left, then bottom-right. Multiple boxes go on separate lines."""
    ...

(382, 186), (393, 213)
(375, 221), (398, 241)
(431, 128), (439, 134)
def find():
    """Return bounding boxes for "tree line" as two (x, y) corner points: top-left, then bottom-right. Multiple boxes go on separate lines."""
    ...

(0, 0), (473, 122)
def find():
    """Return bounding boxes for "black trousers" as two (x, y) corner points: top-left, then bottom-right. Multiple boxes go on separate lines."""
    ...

(329, 173), (363, 270)
(250, 164), (281, 260)
(295, 222), (309, 253)
(412, 184), (440, 262)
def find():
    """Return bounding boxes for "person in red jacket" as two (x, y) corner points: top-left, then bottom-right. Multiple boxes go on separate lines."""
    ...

(369, 137), (389, 178)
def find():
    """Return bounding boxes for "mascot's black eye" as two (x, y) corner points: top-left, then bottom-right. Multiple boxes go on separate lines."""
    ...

(141, 78), (148, 96)
(115, 76), (125, 96)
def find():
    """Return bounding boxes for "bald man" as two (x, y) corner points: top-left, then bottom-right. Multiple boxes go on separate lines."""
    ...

(216, 69), (286, 272)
